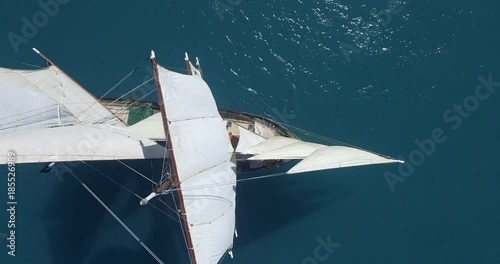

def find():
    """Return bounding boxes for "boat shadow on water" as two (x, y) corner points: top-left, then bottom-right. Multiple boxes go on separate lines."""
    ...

(234, 164), (350, 248)
(40, 161), (347, 263)
(41, 160), (189, 264)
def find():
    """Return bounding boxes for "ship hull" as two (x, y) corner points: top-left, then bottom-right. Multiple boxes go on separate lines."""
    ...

(100, 99), (298, 172)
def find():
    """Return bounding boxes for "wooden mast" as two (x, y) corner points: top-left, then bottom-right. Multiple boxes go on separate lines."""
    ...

(195, 57), (203, 79)
(31, 48), (127, 126)
(150, 51), (197, 264)
(185, 52), (193, 75)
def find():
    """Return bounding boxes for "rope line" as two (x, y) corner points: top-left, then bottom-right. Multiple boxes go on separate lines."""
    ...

(116, 160), (157, 185)
(81, 161), (183, 224)
(65, 165), (164, 264)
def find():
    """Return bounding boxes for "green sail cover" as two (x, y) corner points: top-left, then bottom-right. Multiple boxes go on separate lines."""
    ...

(127, 105), (154, 125)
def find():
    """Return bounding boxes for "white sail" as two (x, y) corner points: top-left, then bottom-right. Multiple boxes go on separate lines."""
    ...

(248, 141), (327, 160)
(0, 66), (125, 127)
(0, 125), (166, 165)
(157, 63), (236, 264)
(287, 146), (403, 174)
(234, 125), (266, 153)
(127, 112), (166, 141)
(0, 81), (78, 133)
(241, 136), (301, 155)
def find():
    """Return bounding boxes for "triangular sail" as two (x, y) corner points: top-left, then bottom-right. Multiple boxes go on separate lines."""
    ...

(287, 146), (403, 174)
(152, 53), (236, 264)
(234, 125), (266, 153)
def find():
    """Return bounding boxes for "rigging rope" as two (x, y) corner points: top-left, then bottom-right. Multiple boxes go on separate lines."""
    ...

(21, 62), (44, 69)
(65, 165), (165, 264)
(166, 172), (287, 193)
(75, 58), (149, 125)
(95, 87), (157, 127)
(169, 192), (193, 264)
(77, 77), (154, 125)
(277, 121), (395, 159)
(100, 67), (138, 100)
(116, 160), (157, 185)
(81, 161), (183, 225)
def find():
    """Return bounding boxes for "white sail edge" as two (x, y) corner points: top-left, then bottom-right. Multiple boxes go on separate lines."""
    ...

(286, 146), (404, 174)
(248, 141), (328, 160)
(1, 48), (126, 128)
(234, 125), (267, 153)
(155, 62), (236, 264)
(127, 112), (166, 141)
(240, 136), (301, 155)
(0, 125), (166, 165)
(0, 81), (80, 133)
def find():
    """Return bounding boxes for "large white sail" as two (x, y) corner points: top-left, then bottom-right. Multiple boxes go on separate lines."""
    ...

(0, 80), (78, 133)
(155, 59), (236, 264)
(0, 125), (165, 164)
(0, 65), (125, 127)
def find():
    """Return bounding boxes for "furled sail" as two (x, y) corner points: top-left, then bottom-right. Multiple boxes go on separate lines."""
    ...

(240, 136), (301, 155)
(0, 125), (166, 164)
(242, 136), (403, 174)
(287, 146), (403, 174)
(248, 141), (327, 160)
(0, 65), (125, 128)
(153, 54), (236, 264)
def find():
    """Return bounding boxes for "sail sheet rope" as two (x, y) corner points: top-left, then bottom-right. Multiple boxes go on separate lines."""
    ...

(91, 87), (156, 126)
(168, 192), (193, 264)
(77, 77), (155, 125)
(21, 62), (45, 69)
(116, 160), (157, 185)
(71, 59), (149, 125)
(98, 87), (158, 126)
(0, 107), (61, 132)
(278, 122), (396, 159)
(79, 160), (193, 262)
(0, 79), (156, 132)
(65, 164), (165, 264)
(81, 161), (183, 224)
(73, 63), (191, 126)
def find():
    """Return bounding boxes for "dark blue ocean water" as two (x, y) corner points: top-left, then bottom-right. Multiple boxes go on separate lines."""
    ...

(1, 0), (499, 263)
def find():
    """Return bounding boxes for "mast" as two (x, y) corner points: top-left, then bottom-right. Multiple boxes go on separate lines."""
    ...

(185, 52), (193, 75)
(150, 51), (198, 264)
(195, 57), (203, 79)
(31, 48), (127, 126)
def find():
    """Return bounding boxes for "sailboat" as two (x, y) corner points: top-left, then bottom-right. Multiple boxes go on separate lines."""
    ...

(0, 48), (403, 263)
